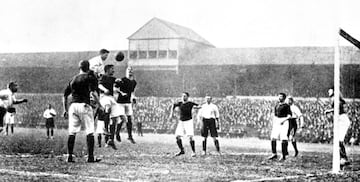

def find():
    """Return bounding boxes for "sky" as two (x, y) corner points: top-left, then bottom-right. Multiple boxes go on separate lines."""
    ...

(0, 0), (359, 53)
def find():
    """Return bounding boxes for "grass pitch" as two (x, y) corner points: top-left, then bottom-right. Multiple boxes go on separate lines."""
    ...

(0, 128), (360, 181)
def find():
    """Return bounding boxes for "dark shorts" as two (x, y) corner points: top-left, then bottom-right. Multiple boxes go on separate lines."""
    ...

(46, 118), (55, 128)
(0, 107), (7, 127)
(137, 122), (142, 128)
(201, 118), (218, 138)
(287, 118), (298, 137)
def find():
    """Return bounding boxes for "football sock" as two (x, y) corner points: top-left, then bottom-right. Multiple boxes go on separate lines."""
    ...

(271, 140), (277, 154)
(190, 140), (195, 153)
(176, 138), (184, 152)
(98, 135), (102, 146)
(67, 135), (76, 157)
(104, 113), (110, 131)
(202, 139), (207, 152)
(104, 134), (109, 144)
(5, 125), (8, 134)
(116, 123), (122, 137)
(47, 129), (50, 137)
(292, 141), (298, 153)
(127, 117), (133, 139)
(87, 134), (95, 159)
(214, 139), (220, 152)
(339, 142), (348, 160)
(50, 129), (53, 136)
(110, 124), (116, 140)
(11, 124), (14, 134)
(281, 140), (288, 158)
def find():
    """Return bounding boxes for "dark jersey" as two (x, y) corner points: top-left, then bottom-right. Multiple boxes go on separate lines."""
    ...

(99, 75), (116, 96)
(115, 77), (137, 104)
(64, 73), (98, 105)
(331, 96), (346, 114)
(173, 101), (198, 121)
(275, 102), (291, 118)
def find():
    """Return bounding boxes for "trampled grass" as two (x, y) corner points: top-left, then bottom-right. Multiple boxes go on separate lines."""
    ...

(1, 127), (360, 181)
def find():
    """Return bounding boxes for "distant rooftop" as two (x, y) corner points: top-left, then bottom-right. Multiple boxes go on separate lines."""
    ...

(128, 17), (214, 47)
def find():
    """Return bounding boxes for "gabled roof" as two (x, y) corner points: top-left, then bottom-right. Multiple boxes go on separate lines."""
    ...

(181, 47), (360, 65)
(128, 17), (214, 47)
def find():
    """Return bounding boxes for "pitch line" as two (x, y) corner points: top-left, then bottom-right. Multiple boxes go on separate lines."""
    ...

(232, 171), (336, 182)
(232, 175), (301, 182)
(0, 169), (123, 181)
(226, 152), (269, 156)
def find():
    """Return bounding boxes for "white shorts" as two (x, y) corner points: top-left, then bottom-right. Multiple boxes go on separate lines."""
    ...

(96, 120), (106, 134)
(118, 103), (133, 116)
(270, 117), (289, 141)
(100, 95), (124, 118)
(338, 114), (351, 142)
(4, 112), (15, 124)
(68, 103), (95, 135)
(175, 119), (194, 137)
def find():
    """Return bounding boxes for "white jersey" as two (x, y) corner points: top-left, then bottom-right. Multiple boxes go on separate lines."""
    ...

(0, 88), (16, 108)
(43, 108), (57, 119)
(89, 55), (105, 77)
(198, 103), (220, 119)
(290, 105), (302, 119)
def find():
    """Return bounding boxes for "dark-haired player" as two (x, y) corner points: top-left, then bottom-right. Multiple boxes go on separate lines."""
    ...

(0, 82), (28, 133)
(169, 92), (200, 157)
(325, 88), (351, 167)
(114, 67), (137, 144)
(268, 93), (291, 161)
(63, 60), (101, 163)
(89, 49), (110, 78)
(98, 64), (124, 149)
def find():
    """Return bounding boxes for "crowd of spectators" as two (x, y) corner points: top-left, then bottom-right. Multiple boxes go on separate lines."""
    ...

(133, 97), (360, 144)
(13, 94), (360, 144)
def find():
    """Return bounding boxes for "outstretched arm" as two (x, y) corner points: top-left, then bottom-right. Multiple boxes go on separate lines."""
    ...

(13, 98), (27, 104)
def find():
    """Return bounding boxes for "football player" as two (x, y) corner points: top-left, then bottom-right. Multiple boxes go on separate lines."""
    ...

(268, 93), (292, 161)
(169, 92), (200, 157)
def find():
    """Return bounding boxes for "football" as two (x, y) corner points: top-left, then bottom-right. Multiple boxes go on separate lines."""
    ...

(115, 51), (125, 62)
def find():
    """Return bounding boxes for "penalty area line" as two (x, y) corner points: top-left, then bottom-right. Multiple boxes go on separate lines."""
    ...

(0, 168), (123, 181)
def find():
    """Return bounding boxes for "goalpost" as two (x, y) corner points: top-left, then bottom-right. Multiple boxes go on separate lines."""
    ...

(332, 29), (340, 173)
(333, 28), (360, 173)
